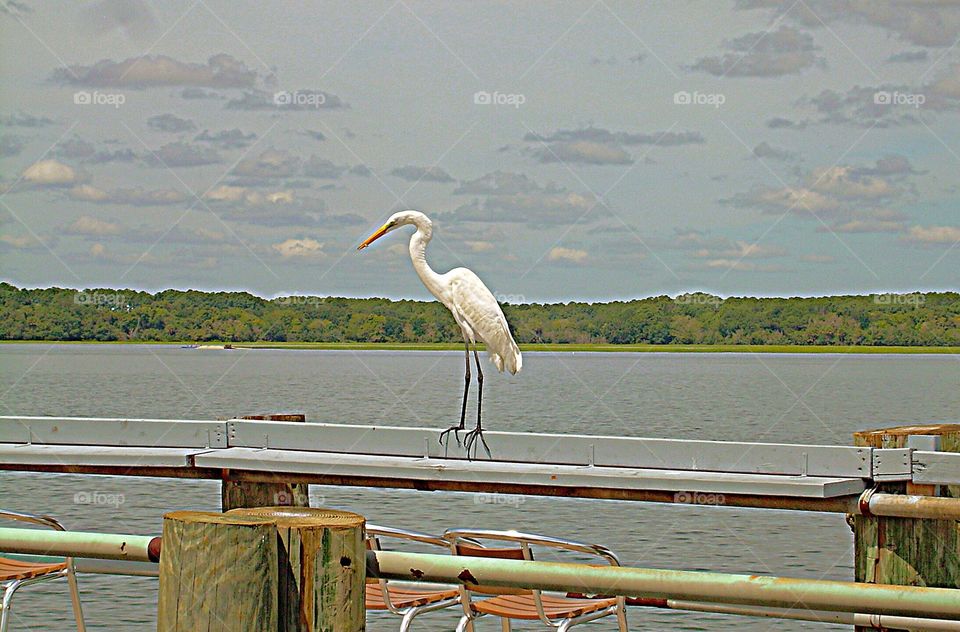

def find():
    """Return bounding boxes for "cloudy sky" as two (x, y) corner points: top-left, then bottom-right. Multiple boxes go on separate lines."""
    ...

(1, 1), (958, 302)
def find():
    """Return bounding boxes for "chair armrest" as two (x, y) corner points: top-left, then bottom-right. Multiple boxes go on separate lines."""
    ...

(0, 509), (67, 531)
(443, 528), (621, 566)
(367, 523), (448, 548)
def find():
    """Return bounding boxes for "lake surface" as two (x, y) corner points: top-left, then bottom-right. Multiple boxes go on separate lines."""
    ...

(1, 344), (958, 631)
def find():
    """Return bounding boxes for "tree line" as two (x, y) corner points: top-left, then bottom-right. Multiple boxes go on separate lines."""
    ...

(1, 283), (957, 346)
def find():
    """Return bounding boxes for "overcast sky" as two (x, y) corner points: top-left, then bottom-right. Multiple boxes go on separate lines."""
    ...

(1, 1), (958, 302)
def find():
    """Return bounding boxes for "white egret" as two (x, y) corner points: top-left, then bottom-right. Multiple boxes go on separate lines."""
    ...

(357, 210), (522, 458)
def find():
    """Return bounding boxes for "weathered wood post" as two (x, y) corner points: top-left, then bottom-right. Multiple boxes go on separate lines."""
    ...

(158, 507), (365, 632)
(852, 424), (960, 632)
(222, 414), (310, 511)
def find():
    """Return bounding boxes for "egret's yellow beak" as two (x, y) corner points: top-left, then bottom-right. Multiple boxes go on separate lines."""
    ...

(357, 222), (390, 250)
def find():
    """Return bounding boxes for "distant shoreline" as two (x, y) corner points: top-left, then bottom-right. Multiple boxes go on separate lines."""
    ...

(2, 341), (958, 354)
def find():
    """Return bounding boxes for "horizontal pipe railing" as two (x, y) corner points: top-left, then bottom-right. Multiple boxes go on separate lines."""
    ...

(4, 527), (960, 621)
(652, 599), (960, 631)
(0, 526), (159, 562)
(367, 550), (960, 620)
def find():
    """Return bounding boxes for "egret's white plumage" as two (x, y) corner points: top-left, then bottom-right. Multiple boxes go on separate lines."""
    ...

(357, 209), (521, 457)
(358, 210), (521, 375)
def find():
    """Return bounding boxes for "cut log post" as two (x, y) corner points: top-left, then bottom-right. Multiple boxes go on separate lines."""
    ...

(158, 507), (365, 632)
(852, 424), (960, 632)
(222, 414), (310, 511)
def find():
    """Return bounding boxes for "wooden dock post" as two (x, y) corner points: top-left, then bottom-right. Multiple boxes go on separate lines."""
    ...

(158, 507), (365, 632)
(222, 414), (311, 511)
(852, 424), (960, 632)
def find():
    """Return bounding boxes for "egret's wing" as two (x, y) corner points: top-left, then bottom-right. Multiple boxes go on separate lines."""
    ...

(449, 268), (521, 374)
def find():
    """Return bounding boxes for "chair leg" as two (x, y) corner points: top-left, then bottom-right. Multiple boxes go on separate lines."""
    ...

(399, 609), (416, 632)
(500, 617), (512, 631)
(616, 606), (628, 631)
(1, 581), (22, 632)
(66, 564), (86, 632)
(455, 614), (472, 632)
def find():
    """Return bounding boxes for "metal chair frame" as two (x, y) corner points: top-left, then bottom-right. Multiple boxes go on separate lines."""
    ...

(366, 523), (464, 632)
(0, 509), (85, 632)
(443, 528), (628, 632)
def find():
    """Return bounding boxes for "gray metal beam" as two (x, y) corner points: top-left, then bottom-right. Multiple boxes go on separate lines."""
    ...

(0, 416), (226, 448)
(226, 419), (872, 478)
(0, 444), (209, 468)
(195, 446), (866, 498)
(913, 451), (960, 485)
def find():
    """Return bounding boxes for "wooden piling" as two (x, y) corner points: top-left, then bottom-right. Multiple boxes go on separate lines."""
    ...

(221, 414), (310, 511)
(852, 424), (960, 632)
(158, 507), (365, 632)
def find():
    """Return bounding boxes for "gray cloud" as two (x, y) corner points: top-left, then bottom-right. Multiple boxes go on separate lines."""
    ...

(230, 149), (368, 184)
(232, 149), (300, 181)
(852, 155), (919, 177)
(68, 184), (187, 206)
(0, 1), (32, 17)
(887, 50), (928, 63)
(0, 111), (54, 127)
(143, 141), (221, 167)
(389, 165), (455, 183)
(202, 183), (363, 227)
(525, 126), (704, 146)
(88, 148), (138, 164)
(194, 128), (257, 149)
(532, 140), (633, 165)
(445, 171), (597, 225)
(691, 26), (824, 77)
(147, 113), (196, 133)
(302, 157), (352, 179)
(454, 171), (548, 196)
(735, 0), (960, 48)
(54, 137), (95, 160)
(766, 116), (807, 130)
(752, 142), (796, 161)
(52, 53), (258, 88)
(179, 87), (222, 100)
(300, 130), (326, 142)
(524, 127), (702, 166)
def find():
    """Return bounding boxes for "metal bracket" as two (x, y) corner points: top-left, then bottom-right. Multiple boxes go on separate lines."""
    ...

(872, 448), (913, 482)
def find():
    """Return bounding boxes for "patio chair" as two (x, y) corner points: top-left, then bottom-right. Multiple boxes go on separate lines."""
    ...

(443, 528), (628, 632)
(0, 509), (85, 632)
(366, 524), (463, 631)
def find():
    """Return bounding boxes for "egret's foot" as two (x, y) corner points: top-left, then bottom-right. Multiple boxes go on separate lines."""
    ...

(463, 426), (491, 460)
(439, 424), (464, 448)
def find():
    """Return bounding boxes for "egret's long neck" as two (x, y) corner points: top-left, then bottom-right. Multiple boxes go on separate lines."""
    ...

(409, 222), (445, 300)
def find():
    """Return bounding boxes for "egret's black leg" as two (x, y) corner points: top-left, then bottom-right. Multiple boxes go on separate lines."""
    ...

(439, 340), (470, 449)
(464, 348), (491, 459)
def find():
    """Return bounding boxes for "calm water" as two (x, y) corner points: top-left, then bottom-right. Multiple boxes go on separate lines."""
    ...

(1, 344), (958, 631)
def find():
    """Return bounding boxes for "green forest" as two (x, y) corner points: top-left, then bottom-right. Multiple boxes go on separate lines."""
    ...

(0, 283), (957, 346)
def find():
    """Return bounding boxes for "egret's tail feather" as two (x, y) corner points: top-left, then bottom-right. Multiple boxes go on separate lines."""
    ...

(488, 338), (521, 375)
